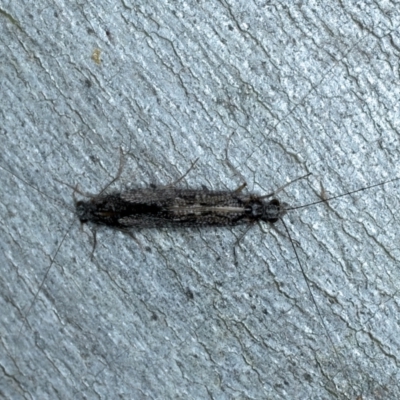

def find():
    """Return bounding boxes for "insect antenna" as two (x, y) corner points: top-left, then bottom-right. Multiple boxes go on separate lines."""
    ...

(287, 176), (400, 212)
(281, 174), (400, 396)
(259, 172), (312, 200)
(0, 164), (74, 214)
(0, 164), (77, 338)
(281, 218), (350, 395)
(17, 222), (75, 339)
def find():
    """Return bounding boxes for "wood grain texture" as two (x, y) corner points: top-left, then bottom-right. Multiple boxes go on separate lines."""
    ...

(1, 2), (400, 399)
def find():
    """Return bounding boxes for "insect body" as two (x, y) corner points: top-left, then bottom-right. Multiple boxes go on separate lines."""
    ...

(76, 188), (285, 228)
(4, 160), (400, 400)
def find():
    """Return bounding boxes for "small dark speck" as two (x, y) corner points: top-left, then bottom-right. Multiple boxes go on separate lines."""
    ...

(185, 288), (194, 299)
(228, 25), (234, 31)
(262, 309), (268, 315)
(87, 28), (95, 34)
(251, 304), (256, 310)
(89, 155), (98, 163)
(84, 79), (92, 88)
(151, 313), (158, 321)
(54, 11), (58, 18)
(145, 246), (152, 253)
(303, 373), (312, 382)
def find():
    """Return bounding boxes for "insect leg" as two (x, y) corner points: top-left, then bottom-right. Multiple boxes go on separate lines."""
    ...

(259, 173), (312, 199)
(165, 157), (199, 187)
(233, 182), (247, 193)
(232, 223), (256, 266)
(55, 147), (127, 198)
(224, 132), (247, 187)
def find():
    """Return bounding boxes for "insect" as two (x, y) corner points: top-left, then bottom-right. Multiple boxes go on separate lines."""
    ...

(11, 151), (399, 329)
(73, 150), (299, 232)
(76, 179), (286, 228)
(3, 15), (400, 398)
(3, 149), (399, 400)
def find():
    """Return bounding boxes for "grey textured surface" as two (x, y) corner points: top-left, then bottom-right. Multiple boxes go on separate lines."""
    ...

(1, 1), (400, 399)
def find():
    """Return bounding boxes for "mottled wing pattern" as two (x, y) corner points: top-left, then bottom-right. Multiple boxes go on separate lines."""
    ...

(118, 188), (252, 227)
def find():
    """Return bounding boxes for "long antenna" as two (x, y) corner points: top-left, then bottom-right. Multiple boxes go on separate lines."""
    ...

(287, 177), (400, 211)
(17, 221), (75, 338)
(0, 164), (74, 213)
(0, 164), (77, 338)
(281, 219), (350, 396)
(278, 174), (400, 397)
